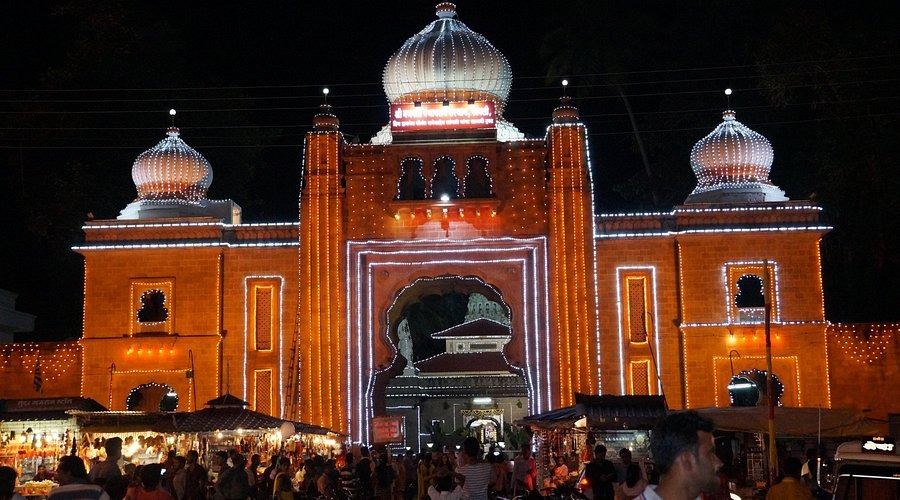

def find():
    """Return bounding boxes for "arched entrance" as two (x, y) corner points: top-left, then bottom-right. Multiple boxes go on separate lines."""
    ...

(377, 276), (528, 452)
(126, 382), (179, 411)
(346, 237), (552, 444)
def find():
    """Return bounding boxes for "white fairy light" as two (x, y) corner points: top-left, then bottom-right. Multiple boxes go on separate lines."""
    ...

(131, 126), (213, 202)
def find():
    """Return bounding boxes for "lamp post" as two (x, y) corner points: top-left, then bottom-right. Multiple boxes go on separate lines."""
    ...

(763, 261), (777, 486)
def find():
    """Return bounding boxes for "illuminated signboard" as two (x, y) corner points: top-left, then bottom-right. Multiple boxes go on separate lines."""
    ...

(391, 101), (496, 132)
(862, 436), (896, 453)
(372, 416), (404, 444)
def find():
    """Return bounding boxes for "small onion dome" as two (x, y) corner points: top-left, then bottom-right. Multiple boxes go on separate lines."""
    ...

(312, 104), (340, 131)
(132, 127), (212, 202)
(552, 96), (579, 124)
(383, 3), (512, 112)
(686, 110), (786, 203)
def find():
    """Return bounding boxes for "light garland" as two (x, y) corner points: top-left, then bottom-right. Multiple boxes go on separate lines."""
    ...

(125, 382), (179, 411)
(723, 262), (781, 324)
(688, 110), (775, 192)
(829, 323), (898, 365)
(596, 225), (833, 240)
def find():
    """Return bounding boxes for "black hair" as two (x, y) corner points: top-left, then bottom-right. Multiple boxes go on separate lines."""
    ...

(649, 410), (715, 474)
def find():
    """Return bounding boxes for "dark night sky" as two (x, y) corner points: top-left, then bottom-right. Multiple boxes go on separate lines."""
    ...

(2, 1), (898, 340)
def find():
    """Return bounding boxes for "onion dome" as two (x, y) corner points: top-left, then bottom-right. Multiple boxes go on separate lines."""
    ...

(383, 3), (512, 111)
(686, 110), (787, 204)
(131, 127), (212, 202)
(312, 104), (340, 131)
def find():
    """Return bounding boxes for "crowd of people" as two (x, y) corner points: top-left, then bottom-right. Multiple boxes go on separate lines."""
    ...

(0, 411), (832, 500)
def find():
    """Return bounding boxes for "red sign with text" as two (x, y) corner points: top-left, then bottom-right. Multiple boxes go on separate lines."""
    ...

(372, 416), (404, 444)
(391, 101), (496, 132)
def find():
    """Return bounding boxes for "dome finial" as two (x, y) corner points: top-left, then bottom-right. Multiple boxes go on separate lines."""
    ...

(436, 2), (457, 19)
(724, 88), (732, 109)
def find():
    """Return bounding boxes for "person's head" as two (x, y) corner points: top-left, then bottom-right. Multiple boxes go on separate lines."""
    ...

(805, 448), (817, 461)
(278, 457), (291, 471)
(105, 437), (123, 460)
(167, 450), (176, 461)
(251, 454), (261, 467)
(233, 454), (247, 469)
(782, 457), (802, 479)
(104, 474), (130, 500)
(56, 455), (89, 485)
(215, 451), (229, 466)
(555, 456), (564, 466)
(186, 450), (199, 465)
(649, 411), (722, 494)
(594, 444), (607, 460)
(360, 446), (370, 458)
(434, 472), (454, 492)
(619, 448), (632, 464)
(139, 464), (163, 491)
(174, 456), (186, 471)
(0, 466), (18, 499)
(37, 465), (47, 475)
(625, 463), (642, 488)
(462, 436), (481, 460)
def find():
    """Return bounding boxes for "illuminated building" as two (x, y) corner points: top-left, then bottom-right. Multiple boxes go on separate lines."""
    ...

(0, 3), (896, 445)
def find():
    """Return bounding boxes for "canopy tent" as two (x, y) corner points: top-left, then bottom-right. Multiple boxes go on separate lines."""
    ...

(516, 394), (669, 431)
(692, 406), (884, 438)
(173, 394), (337, 435)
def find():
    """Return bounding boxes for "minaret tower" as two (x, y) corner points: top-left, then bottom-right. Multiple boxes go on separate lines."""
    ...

(546, 88), (602, 405)
(293, 94), (347, 431)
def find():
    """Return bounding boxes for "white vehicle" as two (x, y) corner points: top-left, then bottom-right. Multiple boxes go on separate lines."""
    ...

(831, 438), (900, 499)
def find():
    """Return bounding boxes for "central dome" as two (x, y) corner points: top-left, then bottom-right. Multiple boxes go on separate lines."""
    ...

(382, 3), (512, 109)
(132, 127), (212, 202)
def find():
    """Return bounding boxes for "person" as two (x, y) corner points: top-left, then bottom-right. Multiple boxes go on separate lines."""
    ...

(583, 445), (616, 500)
(355, 447), (375, 500)
(488, 452), (508, 498)
(374, 454), (396, 500)
(50, 455), (112, 500)
(104, 475), (130, 500)
(317, 458), (338, 499)
(638, 410), (723, 500)
(454, 437), (491, 500)
(272, 458), (294, 500)
(171, 457), (187, 500)
(551, 456), (569, 489)
(618, 463), (647, 500)
(512, 447), (535, 495)
(416, 452), (435, 500)
(765, 457), (810, 500)
(0, 466), (27, 500)
(615, 449), (633, 486)
(182, 451), (208, 500)
(426, 473), (463, 500)
(33, 465), (55, 482)
(130, 464), (174, 500)
(246, 455), (260, 500)
(215, 454), (250, 500)
(89, 437), (124, 486)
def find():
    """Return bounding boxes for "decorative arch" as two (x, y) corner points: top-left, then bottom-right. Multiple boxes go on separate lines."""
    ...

(396, 157), (426, 200)
(463, 155), (493, 198)
(430, 156), (459, 199)
(126, 382), (179, 411)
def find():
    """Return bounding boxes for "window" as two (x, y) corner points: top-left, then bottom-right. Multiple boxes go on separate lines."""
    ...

(247, 278), (281, 352)
(130, 279), (174, 335)
(726, 263), (778, 324)
(396, 157), (426, 200)
(626, 277), (649, 343)
(430, 156), (459, 199)
(630, 361), (651, 395)
(254, 286), (274, 350)
(137, 289), (168, 323)
(463, 156), (492, 198)
(254, 369), (273, 415)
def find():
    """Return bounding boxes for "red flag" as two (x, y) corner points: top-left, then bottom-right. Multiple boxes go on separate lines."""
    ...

(33, 357), (43, 393)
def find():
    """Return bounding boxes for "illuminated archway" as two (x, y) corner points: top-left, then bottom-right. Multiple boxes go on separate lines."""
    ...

(126, 382), (179, 411)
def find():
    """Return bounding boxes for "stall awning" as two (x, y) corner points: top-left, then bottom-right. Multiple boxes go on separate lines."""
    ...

(0, 397), (107, 421)
(692, 406), (885, 438)
(69, 410), (187, 433)
(517, 394), (668, 430)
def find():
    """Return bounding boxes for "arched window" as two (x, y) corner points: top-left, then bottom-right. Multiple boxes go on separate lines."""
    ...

(463, 156), (492, 198)
(137, 289), (168, 323)
(735, 275), (765, 308)
(430, 156), (459, 199)
(126, 383), (178, 411)
(396, 157), (426, 200)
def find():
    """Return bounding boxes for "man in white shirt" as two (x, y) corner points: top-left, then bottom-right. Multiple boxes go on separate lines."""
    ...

(454, 437), (492, 500)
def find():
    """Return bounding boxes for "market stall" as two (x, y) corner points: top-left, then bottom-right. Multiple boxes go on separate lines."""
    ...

(173, 394), (342, 476)
(0, 397), (107, 495)
(516, 394), (668, 487)
(71, 410), (186, 467)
